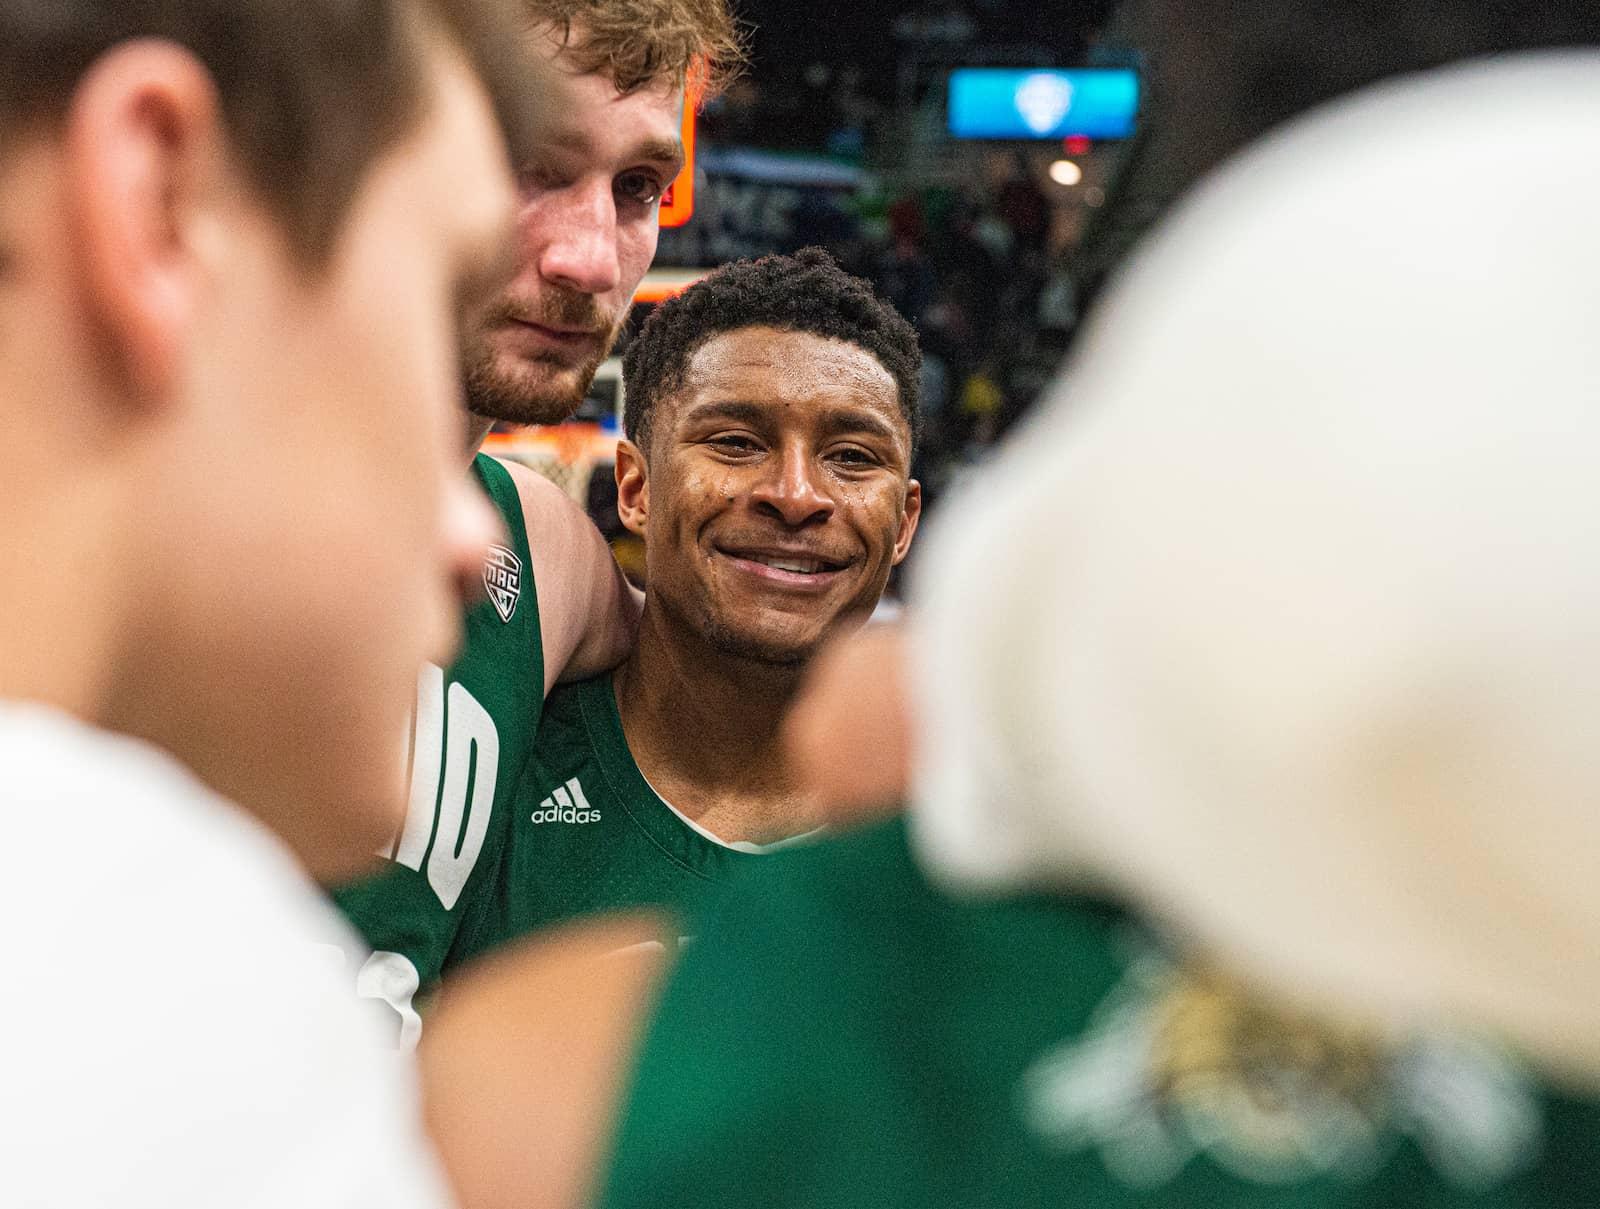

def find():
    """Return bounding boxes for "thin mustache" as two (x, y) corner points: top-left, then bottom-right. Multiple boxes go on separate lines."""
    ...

(490, 292), (614, 336)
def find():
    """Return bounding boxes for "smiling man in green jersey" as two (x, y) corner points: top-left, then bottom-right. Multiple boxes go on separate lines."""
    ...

(415, 248), (923, 1206)
(331, 0), (743, 1039)
(430, 249), (923, 971)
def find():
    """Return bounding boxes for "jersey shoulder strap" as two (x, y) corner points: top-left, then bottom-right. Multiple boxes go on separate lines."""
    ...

(470, 452), (542, 688)
(473, 453), (532, 560)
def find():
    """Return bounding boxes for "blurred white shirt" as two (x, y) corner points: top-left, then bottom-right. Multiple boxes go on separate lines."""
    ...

(0, 704), (453, 1208)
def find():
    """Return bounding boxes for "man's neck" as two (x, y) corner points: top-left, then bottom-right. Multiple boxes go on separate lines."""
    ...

(463, 413), (496, 465)
(612, 606), (821, 846)
(0, 472), (129, 723)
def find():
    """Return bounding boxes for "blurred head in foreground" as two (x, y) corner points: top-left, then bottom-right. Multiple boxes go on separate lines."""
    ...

(0, 0), (541, 878)
(915, 52), (1600, 1083)
(1142, 0), (1600, 201)
(1073, 1), (1600, 311)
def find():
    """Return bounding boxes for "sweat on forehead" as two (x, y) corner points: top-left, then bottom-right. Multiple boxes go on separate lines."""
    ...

(622, 248), (923, 451)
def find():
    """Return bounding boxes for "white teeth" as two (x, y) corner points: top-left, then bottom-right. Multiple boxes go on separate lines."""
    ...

(753, 556), (824, 574)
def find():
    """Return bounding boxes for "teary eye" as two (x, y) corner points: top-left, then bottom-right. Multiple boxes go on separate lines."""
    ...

(707, 433), (762, 454)
(829, 446), (879, 466)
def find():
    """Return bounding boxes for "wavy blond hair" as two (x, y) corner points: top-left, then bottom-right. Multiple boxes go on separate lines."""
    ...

(524, 0), (746, 101)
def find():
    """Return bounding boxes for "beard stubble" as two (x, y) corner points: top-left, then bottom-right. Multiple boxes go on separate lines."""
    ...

(462, 286), (624, 426)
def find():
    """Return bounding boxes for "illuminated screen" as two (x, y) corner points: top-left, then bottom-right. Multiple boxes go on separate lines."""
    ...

(947, 68), (1139, 140)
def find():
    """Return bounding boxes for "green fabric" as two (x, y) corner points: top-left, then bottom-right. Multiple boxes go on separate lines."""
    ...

(599, 819), (1600, 1209)
(331, 453), (543, 991)
(452, 674), (769, 963)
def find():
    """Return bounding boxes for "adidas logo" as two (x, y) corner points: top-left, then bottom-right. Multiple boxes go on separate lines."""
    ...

(531, 776), (601, 824)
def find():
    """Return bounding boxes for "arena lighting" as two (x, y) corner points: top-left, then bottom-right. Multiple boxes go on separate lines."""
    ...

(658, 84), (701, 228)
(633, 267), (707, 303)
(1049, 159), (1083, 187)
(1064, 134), (1093, 156)
(948, 68), (1139, 140)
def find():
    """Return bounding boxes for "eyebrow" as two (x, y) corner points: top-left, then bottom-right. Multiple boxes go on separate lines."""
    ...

(542, 129), (684, 173)
(816, 407), (901, 443)
(682, 399), (766, 427)
(683, 398), (904, 443)
(633, 138), (686, 173)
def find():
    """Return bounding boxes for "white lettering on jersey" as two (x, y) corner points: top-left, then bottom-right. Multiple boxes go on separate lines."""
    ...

(530, 776), (601, 824)
(389, 664), (500, 910)
(391, 664), (445, 870)
(427, 683), (499, 909)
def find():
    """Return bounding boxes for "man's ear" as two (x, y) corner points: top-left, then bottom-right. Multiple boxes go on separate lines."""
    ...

(615, 439), (650, 538)
(65, 40), (227, 406)
(891, 479), (923, 566)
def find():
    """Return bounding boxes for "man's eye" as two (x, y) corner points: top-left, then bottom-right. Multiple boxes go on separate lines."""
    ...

(616, 171), (666, 207)
(708, 434), (760, 453)
(830, 447), (879, 467)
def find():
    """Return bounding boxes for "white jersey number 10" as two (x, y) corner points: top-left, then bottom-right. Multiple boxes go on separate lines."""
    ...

(388, 663), (499, 910)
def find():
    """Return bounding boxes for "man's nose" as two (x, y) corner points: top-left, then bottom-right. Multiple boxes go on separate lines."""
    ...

(528, 180), (622, 297)
(750, 445), (834, 527)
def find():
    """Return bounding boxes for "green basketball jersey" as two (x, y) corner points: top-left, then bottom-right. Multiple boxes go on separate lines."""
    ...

(450, 674), (773, 965)
(600, 819), (1600, 1209)
(330, 454), (543, 1041)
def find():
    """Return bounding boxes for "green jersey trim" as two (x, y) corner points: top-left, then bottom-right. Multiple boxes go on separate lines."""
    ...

(330, 451), (545, 1032)
(471, 453), (541, 680)
(572, 676), (768, 881)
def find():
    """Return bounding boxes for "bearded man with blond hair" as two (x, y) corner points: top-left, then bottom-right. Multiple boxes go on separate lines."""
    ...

(333, 0), (745, 1045)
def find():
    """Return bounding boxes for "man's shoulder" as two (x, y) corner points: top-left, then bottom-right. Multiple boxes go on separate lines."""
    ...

(2, 705), (325, 925)
(479, 451), (641, 694)
(2, 705), (357, 979)
(484, 452), (616, 588)
(2, 709), (450, 1207)
(540, 670), (606, 722)
(716, 817), (935, 922)
(696, 816), (1122, 980)
(669, 819), (941, 988)
(521, 673), (609, 780)
(521, 674), (666, 843)
(472, 451), (538, 540)
(617, 818), (1600, 1207)
(450, 457), (546, 703)
(481, 450), (552, 499)
(481, 451), (578, 538)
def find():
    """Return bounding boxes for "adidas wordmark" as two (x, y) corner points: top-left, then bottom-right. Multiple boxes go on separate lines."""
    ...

(532, 776), (601, 824)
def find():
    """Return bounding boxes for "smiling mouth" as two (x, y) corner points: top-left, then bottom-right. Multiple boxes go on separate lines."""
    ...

(749, 554), (842, 574)
(716, 548), (851, 584)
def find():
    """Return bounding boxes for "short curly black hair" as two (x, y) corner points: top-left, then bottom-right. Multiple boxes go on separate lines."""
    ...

(622, 248), (922, 454)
